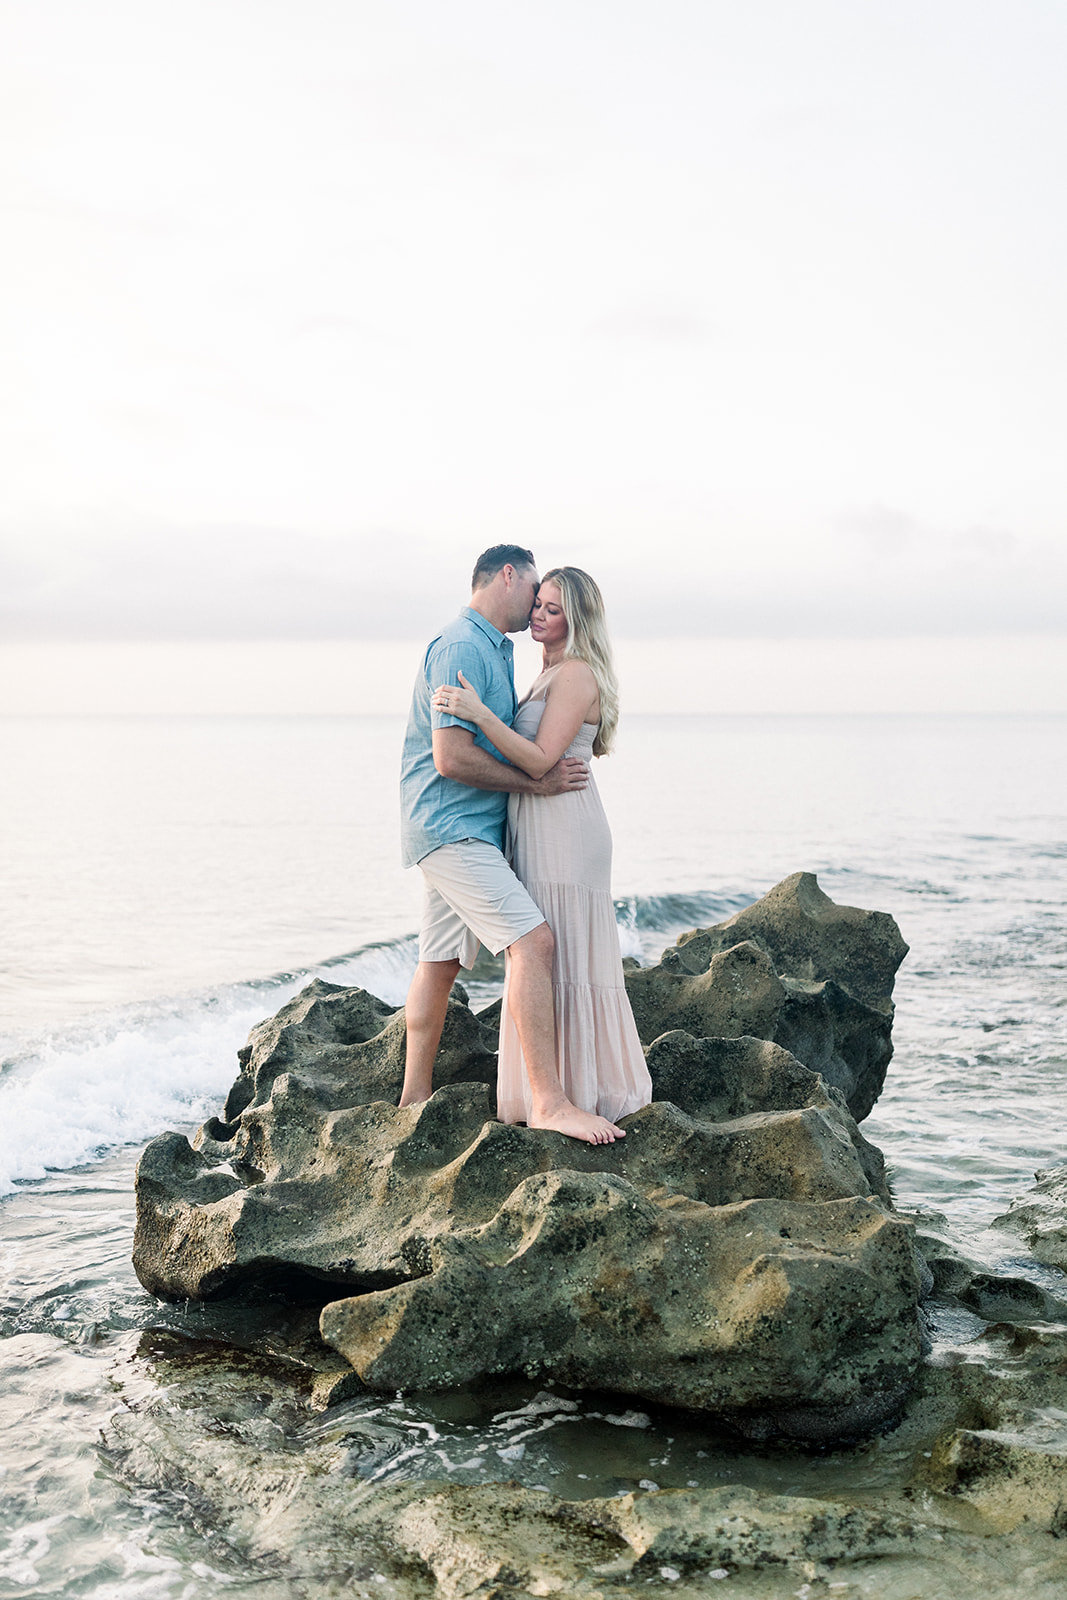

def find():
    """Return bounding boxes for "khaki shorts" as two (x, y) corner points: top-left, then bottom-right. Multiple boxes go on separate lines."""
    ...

(418, 839), (546, 969)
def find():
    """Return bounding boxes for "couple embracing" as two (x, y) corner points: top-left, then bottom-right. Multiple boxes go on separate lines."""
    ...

(399, 545), (652, 1145)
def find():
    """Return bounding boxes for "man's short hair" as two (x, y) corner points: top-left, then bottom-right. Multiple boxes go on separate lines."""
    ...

(471, 545), (536, 590)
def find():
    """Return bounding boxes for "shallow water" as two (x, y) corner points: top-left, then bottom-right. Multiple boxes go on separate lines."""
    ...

(2, 713), (1066, 1595)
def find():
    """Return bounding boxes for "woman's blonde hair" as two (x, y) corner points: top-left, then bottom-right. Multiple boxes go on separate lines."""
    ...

(540, 566), (619, 756)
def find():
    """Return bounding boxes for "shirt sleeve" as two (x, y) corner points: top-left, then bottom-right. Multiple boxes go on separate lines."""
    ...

(426, 639), (492, 733)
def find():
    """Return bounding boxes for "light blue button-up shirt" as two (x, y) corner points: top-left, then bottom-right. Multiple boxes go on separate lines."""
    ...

(400, 608), (518, 868)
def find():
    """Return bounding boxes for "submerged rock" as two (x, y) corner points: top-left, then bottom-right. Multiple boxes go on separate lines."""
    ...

(625, 871), (908, 1119)
(104, 1327), (1067, 1599)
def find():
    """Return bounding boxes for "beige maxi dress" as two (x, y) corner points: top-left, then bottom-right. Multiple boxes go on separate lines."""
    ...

(496, 699), (653, 1125)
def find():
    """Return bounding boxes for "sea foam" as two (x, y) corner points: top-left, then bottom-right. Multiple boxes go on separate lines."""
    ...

(0, 939), (420, 1197)
(0, 896), (730, 1196)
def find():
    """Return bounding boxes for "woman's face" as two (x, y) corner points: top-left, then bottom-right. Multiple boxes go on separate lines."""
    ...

(530, 581), (568, 650)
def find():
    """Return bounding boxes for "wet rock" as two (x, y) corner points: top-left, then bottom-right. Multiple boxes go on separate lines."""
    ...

(900, 1284), (1067, 1541)
(114, 1357), (932, 1597)
(909, 1217), (984, 1298)
(959, 1272), (1067, 1325)
(133, 874), (920, 1440)
(134, 1002), (923, 1436)
(321, 1174), (924, 1433)
(625, 871), (908, 1119)
(386, 1480), (936, 1592)
(218, 978), (496, 1128)
(992, 1164), (1067, 1271)
(922, 1427), (1067, 1535)
(104, 1334), (1067, 1599)
(593, 1483), (930, 1572)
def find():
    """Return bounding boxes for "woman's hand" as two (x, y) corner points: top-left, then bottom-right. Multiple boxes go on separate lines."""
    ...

(432, 670), (487, 726)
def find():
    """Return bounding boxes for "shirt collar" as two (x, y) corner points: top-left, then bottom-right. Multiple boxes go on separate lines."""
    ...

(462, 606), (511, 651)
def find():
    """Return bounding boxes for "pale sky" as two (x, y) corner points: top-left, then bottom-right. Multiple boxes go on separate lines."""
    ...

(1, 0), (1065, 711)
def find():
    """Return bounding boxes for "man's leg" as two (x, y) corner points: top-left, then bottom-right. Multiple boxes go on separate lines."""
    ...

(506, 923), (625, 1145)
(400, 957), (460, 1106)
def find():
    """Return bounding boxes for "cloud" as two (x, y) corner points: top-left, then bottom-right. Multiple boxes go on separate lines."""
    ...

(583, 306), (714, 346)
(832, 505), (924, 551)
(3, 511), (1062, 644)
(0, 524), (458, 642)
(832, 505), (1022, 563)
(591, 511), (1066, 638)
(3, 0), (1067, 662)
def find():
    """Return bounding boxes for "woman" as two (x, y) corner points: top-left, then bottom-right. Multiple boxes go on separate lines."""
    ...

(432, 567), (652, 1127)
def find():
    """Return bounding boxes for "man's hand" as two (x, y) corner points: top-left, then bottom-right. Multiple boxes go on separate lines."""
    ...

(432, 727), (588, 795)
(539, 757), (589, 795)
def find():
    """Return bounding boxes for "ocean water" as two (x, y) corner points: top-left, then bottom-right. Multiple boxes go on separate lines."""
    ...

(1, 712), (1065, 1596)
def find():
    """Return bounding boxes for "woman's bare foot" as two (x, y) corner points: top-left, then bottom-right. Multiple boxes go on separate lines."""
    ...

(529, 1097), (625, 1144)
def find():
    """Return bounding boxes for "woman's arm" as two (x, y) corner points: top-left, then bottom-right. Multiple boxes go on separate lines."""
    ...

(432, 727), (588, 793)
(434, 663), (598, 779)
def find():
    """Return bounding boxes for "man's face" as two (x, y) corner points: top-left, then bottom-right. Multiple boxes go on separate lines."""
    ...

(509, 564), (540, 632)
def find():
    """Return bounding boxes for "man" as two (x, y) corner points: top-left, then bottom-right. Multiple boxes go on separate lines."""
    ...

(399, 544), (625, 1144)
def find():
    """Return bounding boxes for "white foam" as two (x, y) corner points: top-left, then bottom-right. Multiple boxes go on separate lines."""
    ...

(602, 1410), (651, 1429)
(1, 914), (663, 1197)
(0, 994), (268, 1195)
(0, 940), (420, 1197)
(0, 1515), (66, 1586)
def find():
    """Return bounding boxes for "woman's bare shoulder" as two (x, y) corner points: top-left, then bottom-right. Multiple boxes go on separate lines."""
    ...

(543, 659), (599, 722)
(547, 658), (597, 693)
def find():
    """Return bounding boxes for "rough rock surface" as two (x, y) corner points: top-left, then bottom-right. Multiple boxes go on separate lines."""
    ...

(117, 873), (1067, 1595)
(321, 1174), (921, 1431)
(625, 871), (908, 1119)
(104, 1321), (1067, 1600)
(992, 1163), (1067, 1270)
(135, 1028), (888, 1292)
(132, 875), (920, 1436)
(220, 979), (495, 1126)
(135, 994), (921, 1437)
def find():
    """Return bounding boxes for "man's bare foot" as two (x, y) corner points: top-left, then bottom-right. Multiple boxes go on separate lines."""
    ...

(397, 1091), (430, 1108)
(529, 1098), (626, 1145)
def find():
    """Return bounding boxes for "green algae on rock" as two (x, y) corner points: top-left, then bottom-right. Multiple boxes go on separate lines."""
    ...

(104, 1328), (1067, 1600)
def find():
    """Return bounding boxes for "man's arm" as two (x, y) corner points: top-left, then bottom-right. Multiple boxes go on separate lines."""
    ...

(432, 727), (588, 795)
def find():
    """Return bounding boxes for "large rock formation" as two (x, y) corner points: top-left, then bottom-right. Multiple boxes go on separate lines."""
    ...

(115, 877), (1067, 1595)
(136, 1025), (891, 1299)
(134, 877), (924, 1441)
(321, 1173), (921, 1434)
(625, 871), (908, 1119)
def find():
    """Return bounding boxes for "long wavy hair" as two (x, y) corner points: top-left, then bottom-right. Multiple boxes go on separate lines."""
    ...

(540, 567), (619, 757)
